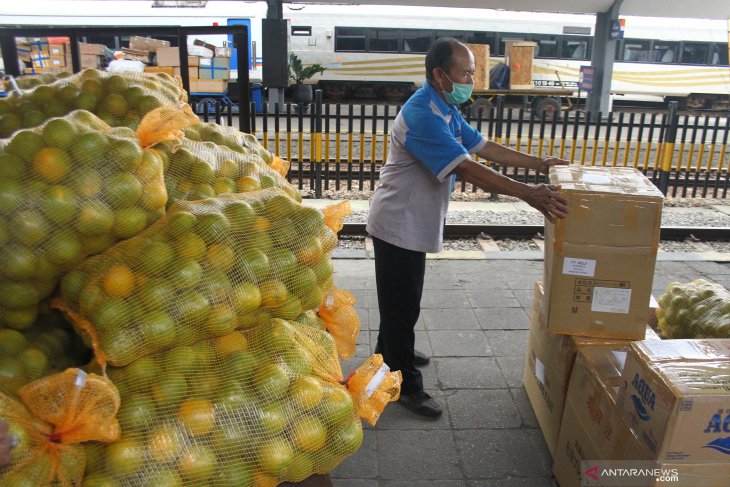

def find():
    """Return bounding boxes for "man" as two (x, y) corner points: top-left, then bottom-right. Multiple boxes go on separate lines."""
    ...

(367, 38), (569, 417)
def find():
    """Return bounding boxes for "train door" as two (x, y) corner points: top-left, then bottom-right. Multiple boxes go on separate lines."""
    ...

(227, 18), (253, 72)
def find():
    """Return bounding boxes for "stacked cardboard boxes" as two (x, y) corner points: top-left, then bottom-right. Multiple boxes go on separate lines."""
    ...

(141, 42), (231, 93)
(17, 37), (74, 75)
(553, 343), (730, 487)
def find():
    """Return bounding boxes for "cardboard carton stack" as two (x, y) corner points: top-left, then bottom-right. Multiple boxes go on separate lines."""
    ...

(525, 166), (730, 486)
(79, 42), (107, 69)
(552, 342), (730, 487)
(17, 37), (74, 75)
(141, 39), (231, 94)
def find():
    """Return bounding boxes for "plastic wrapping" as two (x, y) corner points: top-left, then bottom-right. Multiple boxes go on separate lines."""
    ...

(55, 189), (336, 367)
(85, 320), (365, 485)
(0, 368), (120, 487)
(155, 136), (300, 208)
(0, 110), (169, 329)
(318, 286), (360, 360)
(0, 68), (186, 137)
(656, 279), (730, 338)
(346, 354), (402, 426)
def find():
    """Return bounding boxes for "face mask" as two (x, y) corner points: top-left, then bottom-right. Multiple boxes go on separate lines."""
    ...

(441, 72), (473, 105)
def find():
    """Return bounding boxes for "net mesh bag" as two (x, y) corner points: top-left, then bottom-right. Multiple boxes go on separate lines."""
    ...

(0, 368), (120, 487)
(318, 286), (360, 360)
(345, 354), (402, 426)
(54, 189), (337, 367)
(184, 123), (274, 165)
(83, 319), (375, 486)
(656, 278), (730, 338)
(0, 69), (186, 137)
(5, 71), (73, 91)
(0, 110), (173, 329)
(322, 200), (352, 234)
(0, 314), (86, 394)
(155, 136), (300, 208)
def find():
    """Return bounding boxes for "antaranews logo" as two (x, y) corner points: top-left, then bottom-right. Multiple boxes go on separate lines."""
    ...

(581, 461), (679, 486)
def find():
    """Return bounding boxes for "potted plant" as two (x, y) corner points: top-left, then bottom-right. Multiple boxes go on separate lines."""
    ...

(289, 52), (326, 105)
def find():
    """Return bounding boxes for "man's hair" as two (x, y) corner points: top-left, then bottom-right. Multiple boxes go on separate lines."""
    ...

(425, 37), (460, 81)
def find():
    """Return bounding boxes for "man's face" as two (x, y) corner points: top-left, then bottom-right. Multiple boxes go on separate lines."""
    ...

(435, 44), (476, 93)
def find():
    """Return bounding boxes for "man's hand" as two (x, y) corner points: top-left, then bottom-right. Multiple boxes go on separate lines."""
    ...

(536, 156), (569, 175)
(0, 420), (15, 467)
(523, 184), (569, 223)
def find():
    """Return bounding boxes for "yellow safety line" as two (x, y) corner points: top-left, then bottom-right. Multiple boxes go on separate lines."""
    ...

(347, 132), (353, 164)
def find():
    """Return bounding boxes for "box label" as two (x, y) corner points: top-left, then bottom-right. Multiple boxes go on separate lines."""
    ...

(535, 357), (545, 385)
(563, 257), (596, 277)
(643, 341), (713, 361)
(591, 287), (632, 314)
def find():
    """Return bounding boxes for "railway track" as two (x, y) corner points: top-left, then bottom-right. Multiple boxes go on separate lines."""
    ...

(338, 223), (730, 241)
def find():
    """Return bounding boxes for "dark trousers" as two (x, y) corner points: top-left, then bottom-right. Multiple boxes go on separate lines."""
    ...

(372, 236), (426, 395)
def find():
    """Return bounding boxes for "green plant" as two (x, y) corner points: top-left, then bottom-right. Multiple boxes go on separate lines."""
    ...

(289, 53), (326, 85)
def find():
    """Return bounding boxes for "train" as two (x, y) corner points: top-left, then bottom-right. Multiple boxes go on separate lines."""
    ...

(1, 1), (729, 109)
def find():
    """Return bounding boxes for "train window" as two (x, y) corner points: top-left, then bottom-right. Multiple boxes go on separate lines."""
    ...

(621, 39), (651, 62)
(436, 30), (467, 43)
(710, 44), (729, 66)
(466, 32), (496, 52)
(402, 30), (431, 53)
(681, 42), (709, 64)
(533, 36), (558, 58)
(291, 26), (312, 36)
(335, 27), (366, 52)
(652, 41), (678, 63)
(561, 38), (589, 60)
(370, 29), (399, 52)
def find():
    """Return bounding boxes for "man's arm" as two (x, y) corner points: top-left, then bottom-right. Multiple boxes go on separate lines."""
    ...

(476, 140), (566, 174)
(452, 159), (569, 222)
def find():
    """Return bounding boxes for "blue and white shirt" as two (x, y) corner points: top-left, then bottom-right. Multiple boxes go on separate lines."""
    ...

(366, 82), (486, 253)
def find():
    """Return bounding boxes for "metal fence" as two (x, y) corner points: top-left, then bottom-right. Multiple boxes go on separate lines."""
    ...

(197, 93), (730, 199)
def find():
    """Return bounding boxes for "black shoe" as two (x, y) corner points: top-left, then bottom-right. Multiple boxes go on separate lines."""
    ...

(413, 350), (430, 367)
(374, 346), (431, 368)
(398, 391), (443, 417)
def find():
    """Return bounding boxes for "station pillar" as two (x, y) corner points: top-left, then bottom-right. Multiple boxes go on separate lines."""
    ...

(586, 0), (623, 117)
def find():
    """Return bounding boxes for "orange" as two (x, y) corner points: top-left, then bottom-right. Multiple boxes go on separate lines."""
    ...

(107, 173), (143, 207)
(3, 244), (37, 280)
(259, 280), (289, 309)
(257, 438), (294, 476)
(174, 233), (207, 260)
(13, 210), (50, 247)
(33, 147), (72, 183)
(148, 424), (185, 463)
(291, 416), (327, 453)
(252, 216), (270, 232)
(43, 231), (82, 267)
(178, 445), (217, 482)
(112, 207), (147, 238)
(236, 176), (261, 192)
(43, 185), (77, 224)
(215, 332), (247, 356)
(104, 438), (144, 477)
(178, 398), (216, 437)
(205, 244), (235, 272)
(102, 264), (135, 297)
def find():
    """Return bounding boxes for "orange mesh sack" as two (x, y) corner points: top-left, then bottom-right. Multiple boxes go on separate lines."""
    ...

(322, 200), (352, 234)
(318, 286), (360, 360)
(0, 368), (120, 487)
(0, 68), (186, 137)
(346, 354), (402, 426)
(136, 102), (200, 148)
(155, 136), (300, 208)
(56, 189), (338, 366)
(294, 309), (326, 331)
(6, 71), (72, 91)
(0, 110), (168, 329)
(184, 122), (275, 165)
(657, 279), (730, 338)
(85, 319), (364, 485)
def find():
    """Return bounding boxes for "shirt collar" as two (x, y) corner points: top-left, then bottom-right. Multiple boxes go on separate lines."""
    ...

(424, 81), (456, 116)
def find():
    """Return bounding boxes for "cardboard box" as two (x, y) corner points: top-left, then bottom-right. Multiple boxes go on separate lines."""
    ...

(523, 282), (660, 456)
(80, 54), (103, 69)
(173, 67), (198, 79)
(198, 57), (230, 80)
(49, 45), (66, 57)
(215, 46), (232, 58)
(190, 79), (227, 93)
(553, 346), (730, 487)
(156, 46), (180, 67)
(48, 57), (66, 68)
(129, 36), (170, 53)
(144, 66), (174, 75)
(79, 43), (106, 56)
(121, 47), (150, 64)
(466, 43), (489, 91)
(31, 51), (51, 69)
(188, 55), (200, 66)
(543, 165), (664, 340)
(616, 339), (730, 463)
(17, 42), (31, 62)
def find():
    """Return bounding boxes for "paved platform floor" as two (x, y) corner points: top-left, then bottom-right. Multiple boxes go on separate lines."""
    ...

(328, 257), (730, 486)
